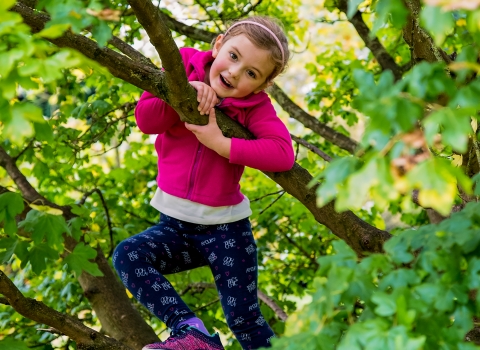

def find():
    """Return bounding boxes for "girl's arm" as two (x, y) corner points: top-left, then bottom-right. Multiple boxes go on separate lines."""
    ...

(135, 91), (179, 135)
(229, 101), (295, 172)
(135, 47), (199, 135)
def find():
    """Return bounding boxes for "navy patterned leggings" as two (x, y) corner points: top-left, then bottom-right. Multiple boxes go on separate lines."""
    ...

(113, 214), (275, 349)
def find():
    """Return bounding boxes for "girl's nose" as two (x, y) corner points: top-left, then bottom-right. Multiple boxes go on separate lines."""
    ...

(229, 65), (240, 79)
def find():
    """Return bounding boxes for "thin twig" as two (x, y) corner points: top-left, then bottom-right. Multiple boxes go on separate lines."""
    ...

(291, 134), (332, 162)
(259, 191), (286, 215)
(122, 209), (157, 226)
(79, 189), (114, 257)
(192, 297), (220, 312)
(250, 190), (284, 203)
(12, 139), (35, 162)
(36, 327), (64, 335)
(294, 139), (300, 161)
(279, 228), (319, 269)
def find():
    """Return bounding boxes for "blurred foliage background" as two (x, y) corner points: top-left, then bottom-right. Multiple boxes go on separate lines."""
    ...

(1, 0), (480, 349)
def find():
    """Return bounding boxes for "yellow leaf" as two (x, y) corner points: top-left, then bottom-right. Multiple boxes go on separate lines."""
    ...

(29, 204), (63, 216)
(126, 289), (133, 298)
(418, 182), (456, 216)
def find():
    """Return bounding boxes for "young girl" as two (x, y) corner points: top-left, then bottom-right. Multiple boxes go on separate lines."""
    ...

(113, 16), (294, 350)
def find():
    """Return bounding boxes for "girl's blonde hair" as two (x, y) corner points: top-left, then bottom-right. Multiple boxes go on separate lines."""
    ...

(222, 16), (290, 82)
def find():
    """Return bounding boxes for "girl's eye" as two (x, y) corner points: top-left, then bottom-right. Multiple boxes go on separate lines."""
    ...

(229, 52), (237, 60)
(247, 70), (256, 78)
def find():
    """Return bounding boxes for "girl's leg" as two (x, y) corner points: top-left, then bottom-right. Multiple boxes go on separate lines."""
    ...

(189, 218), (276, 349)
(113, 214), (208, 330)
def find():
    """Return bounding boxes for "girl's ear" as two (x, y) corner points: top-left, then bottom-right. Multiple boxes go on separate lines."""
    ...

(254, 80), (274, 94)
(212, 35), (224, 58)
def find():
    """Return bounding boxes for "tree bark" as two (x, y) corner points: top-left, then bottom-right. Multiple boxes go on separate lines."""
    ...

(0, 270), (133, 350)
(77, 247), (160, 348)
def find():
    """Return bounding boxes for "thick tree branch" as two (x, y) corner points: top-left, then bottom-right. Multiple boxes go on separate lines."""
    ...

(336, 0), (403, 80)
(0, 270), (133, 350)
(108, 35), (157, 69)
(402, 0), (452, 64)
(0, 146), (64, 213)
(126, 0), (188, 102)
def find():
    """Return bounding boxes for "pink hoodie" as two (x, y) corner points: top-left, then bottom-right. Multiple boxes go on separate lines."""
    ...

(135, 48), (294, 207)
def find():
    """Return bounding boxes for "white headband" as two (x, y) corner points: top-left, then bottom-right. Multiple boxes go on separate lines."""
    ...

(224, 21), (285, 71)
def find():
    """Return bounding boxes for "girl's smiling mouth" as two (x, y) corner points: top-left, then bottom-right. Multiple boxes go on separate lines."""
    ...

(220, 75), (233, 88)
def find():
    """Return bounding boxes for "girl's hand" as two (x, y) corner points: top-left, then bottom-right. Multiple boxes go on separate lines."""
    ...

(189, 81), (220, 115)
(185, 108), (231, 158)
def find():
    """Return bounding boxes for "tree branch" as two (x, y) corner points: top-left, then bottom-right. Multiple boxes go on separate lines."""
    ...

(336, 0), (403, 80)
(0, 270), (133, 350)
(270, 84), (358, 154)
(402, 0), (452, 65)
(291, 134), (333, 162)
(79, 188), (114, 257)
(126, 0), (188, 102)
(108, 35), (157, 69)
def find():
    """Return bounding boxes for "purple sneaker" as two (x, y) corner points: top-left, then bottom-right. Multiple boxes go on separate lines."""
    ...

(142, 325), (225, 350)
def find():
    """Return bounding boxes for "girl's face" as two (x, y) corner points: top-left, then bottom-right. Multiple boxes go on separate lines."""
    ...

(209, 34), (275, 99)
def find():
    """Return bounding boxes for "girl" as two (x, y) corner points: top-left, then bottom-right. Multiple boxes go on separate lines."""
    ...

(113, 16), (294, 350)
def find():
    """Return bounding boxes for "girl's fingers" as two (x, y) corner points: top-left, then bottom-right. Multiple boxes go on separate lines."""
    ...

(197, 87), (206, 113)
(193, 83), (218, 115)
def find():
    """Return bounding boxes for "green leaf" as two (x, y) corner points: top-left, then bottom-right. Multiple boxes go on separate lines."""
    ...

(0, 237), (18, 263)
(406, 158), (471, 215)
(64, 242), (103, 277)
(91, 19), (112, 47)
(423, 107), (472, 153)
(36, 23), (71, 39)
(473, 173), (480, 196)
(3, 112), (34, 145)
(372, 0), (408, 34)
(0, 49), (24, 77)
(29, 243), (59, 275)
(347, 0), (363, 18)
(68, 217), (83, 241)
(34, 121), (54, 143)
(315, 157), (360, 207)
(0, 192), (24, 235)
(371, 291), (397, 316)
(420, 6), (454, 45)
(12, 102), (45, 122)
(19, 210), (70, 249)
(0, 337), (31, 350)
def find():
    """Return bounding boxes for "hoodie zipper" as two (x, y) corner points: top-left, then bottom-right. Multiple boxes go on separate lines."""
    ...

(186, 143), (203, 200)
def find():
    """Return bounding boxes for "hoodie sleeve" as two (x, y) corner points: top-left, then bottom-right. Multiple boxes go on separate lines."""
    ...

(135, 48), (198, 135)
(229, 99), (295, 172)
(135, 91), (179, 135)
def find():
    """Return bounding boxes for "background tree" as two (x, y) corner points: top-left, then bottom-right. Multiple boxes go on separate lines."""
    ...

(0, 0), (480, 349)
